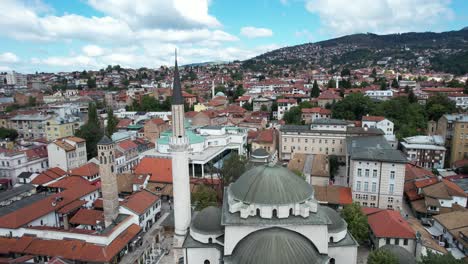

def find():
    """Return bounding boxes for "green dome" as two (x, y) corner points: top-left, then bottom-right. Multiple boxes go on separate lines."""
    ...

(321, 206), (347, 232)
(378, 245), (416, 264)
(229, 228), (327, 264)
(230, 165), (313, 205)
(191, 206), (223, 235)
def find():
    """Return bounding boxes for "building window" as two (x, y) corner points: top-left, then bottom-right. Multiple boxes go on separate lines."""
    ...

(371, 195), (377, 201)
(403, 239), (408, 245)
(357, 169), (362, 177)
(365, 169), (369, 177)
(356, 181), (361, 191)
(389, 184), (394, 194)
(373, 169), (377, 177)
(390, 171), (395, 180)
(395, 238), (399, 245)
(364, 182), (369, 192)
(388, 197), (394, 203)
(362, 202), (368, 207)
(372, 182), (377, 192)
(370, 203), (376, 207)
(386, 238), (391, 244)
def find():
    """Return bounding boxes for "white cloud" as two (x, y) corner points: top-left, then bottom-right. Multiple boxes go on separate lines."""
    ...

(240, 26), (273, 38)
(0, 66), (12, 71)
(82, 45), (105, 57)
(87, 0), (220, 29)
(0, 52), (19, 63)
(305, 0), (454, 36)
(295, 29), (314, 41)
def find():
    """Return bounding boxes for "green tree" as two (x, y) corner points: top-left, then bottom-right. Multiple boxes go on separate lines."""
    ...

(0, 128), (18, 140)
(106, 108), (119, 137)
(380, 81), (388, 90)
(283, 106), (302, 124)
(367, 249), (398, 264)
(260, 104), (268, 112)
(464, 80), (468, 94)
(408, 89), (418, 104)
(311, 80), (320, 98)
(28, 96), (36, 107)
(341, 68), (351, 77)
(371, 68), (377, 78)
(329, 155), (340, 179)
(242, 101), (253, 111)
(332, 93), (376, 120)
(341, 202), (369, 243)
(419, 251), (464, 264)
(87, 78), (96, 88)
(391, 78), (399, 88)
(219, 153), (247, 186)
(234, 84), (245, 100)
(327, 79), (336, 88)
(75, 103), (103, 159)
(192, 184), (218, 210)
(425, 94), (457, 121)
(231, 71), (243, 81)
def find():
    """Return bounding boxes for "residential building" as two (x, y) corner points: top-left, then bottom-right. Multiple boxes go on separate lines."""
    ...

(9, 113), (51, 139)
(436, 114), (468, 164)
(365, 90), (394, 101)
(362, 115), (394, 136)
(252, 97), (273, 111)
(143, 118), (169, 144)
(400, 135), (446, 169)
(251, 128), (278, 155)
(312, 185), (353, 210)
(448, 94), (468, 109)
(45, 115), (81, 141)
(277, 98), (297, 120)
(347, 136), (407, 210)
(363, 208), (416, 254)
(47, 136), (87, 171)
(0, 146), (48, 184)
(432, 211), (468, 259)
(301, 107), (331, 124)
(116, 139), (139, 172)
(316, 90), (341, 108)
(120, 190), (162, 231)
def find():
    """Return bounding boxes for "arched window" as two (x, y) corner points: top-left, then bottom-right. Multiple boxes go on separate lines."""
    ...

(204, 260), (210, 264)
(289, 208), (293, 216)
(208, 238), (212, 243)
(256, 208), (261, 216)
(272, 209), (277, 218)
(103, 156), (107, 164)
(329, 258), (335, 264)
(329, 237), (334, 243)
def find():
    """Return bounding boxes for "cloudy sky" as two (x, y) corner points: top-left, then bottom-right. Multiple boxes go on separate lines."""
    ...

(0, 0), (466, 73)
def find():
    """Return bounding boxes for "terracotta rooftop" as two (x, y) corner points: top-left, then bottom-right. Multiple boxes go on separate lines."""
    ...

(253, 129), (275, 143)
(70, 163), (100, 178)
(364, 209), (415, 239)
(362, 115), (385, 122)
(134, 157), (172, 183)
(117, 139), (138, 151)
(121, 190), (159, 215)
(116, 119), (132, 129)
(31, 167), (68, 185)
(313, 185), (353, 205)
(69, 209), (104, 226)
(301, 107), (331, 115)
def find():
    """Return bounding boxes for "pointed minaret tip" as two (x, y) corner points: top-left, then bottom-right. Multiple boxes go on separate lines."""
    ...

(172, 48), (184, 105)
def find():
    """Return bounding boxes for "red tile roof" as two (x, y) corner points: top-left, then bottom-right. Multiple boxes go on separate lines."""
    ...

(116, 119), (132, 128)
(317, 90), (341, 100)
(365, 209), (415, 239)
(134, 157), (172, 183)
(121, 190), (159, 215)
(69, 209), (104, 226)
(253, 129), (275, 143)
(117, 139), (138, 151)
(70, 163), (100, 178)
(362, 115), (385, 122)
(31, 167), (67, 185)
(147, 118), (165, 125)
(47, 176), (91, 190)
(301, 107), (331, 115)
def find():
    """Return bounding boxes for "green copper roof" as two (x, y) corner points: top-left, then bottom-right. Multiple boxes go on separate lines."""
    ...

(321, 206), (347, 232)
(157, 130), (205, 145)
(378, 245), (416, 264)
(227, 227), (328, 264)
(191, 206), (223, 235)
(230, 165), (313, 205)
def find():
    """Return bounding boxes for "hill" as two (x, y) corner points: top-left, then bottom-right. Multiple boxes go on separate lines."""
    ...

(243, 28), (468, 75)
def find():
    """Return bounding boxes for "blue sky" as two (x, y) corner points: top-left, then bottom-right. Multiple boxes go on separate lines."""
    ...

(0, 0), (466, 73)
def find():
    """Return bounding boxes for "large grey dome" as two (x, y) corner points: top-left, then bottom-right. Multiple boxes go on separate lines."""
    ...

(191, 206), (223, 235)
(230, 165), (313, 205)
(321, 206), (347, 232)
(378, 245), (416, 264)
(229, 227), (327, 264)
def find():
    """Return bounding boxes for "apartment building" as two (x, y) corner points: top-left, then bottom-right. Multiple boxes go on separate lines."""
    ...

(347, 136), (407, 210)
(45, 116), (81, 141)
(0, 146), (48, 184)
(276, 98), (297, 120)
(301, 107), (331, 124)
(9, 113), (51, 139)
(362, 116), (394, 136)
(436, 114), (468, 164)
(400, 135), (446, 169)
(279, 119), (383, 161)
(47, 136), (87, 171)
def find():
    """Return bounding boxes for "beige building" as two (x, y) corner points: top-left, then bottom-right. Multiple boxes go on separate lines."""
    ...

(9, 113), (51, 139)
(251, 129), (278, 155)
(46, 116), (81, 141)
(47, 136), (88, 171)
(436, 114), (468, 165)
(347, 136), (407, 210)
(143, 118), (169, 144)
(279, 119), (383, 161)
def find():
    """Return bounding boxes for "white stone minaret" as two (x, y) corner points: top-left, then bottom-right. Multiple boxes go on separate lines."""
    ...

(211, 80), (215, 99)
(170, 50), (191, 241)
(97, 135), (119, 228)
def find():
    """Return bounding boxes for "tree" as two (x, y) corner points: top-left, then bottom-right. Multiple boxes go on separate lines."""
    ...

(367, 249), (398, 264)
(419, 251), (464, 264)
(75, 103), (103, 159)
(106, 108), (119, 137)
(234, 84), (245, 100)
(28, 96), (36, 107)
(0, 128), (18, 140)
(332, 93), (376, 120)
(327, 79), (336, 88)
(380, 81), (388, 90)
(260, 104), (268, 112)
(426, 94), (457, 121)
(311, 80), (320, 98)
(341, 202), (369, 243)
(341, 68), (351, 77)
(219, 153), (248, 186)
(408, 89), (417, 104)
(464, 80), (468, 94)
(283, 106), (302, 124)
(329, 155), (340, 179)
(391, 78), (399, 88)
(87, 78), (96, 88)
(371, 68), (377, 78)
(192, 184), (218, 210)
(242, 101), (253, 111)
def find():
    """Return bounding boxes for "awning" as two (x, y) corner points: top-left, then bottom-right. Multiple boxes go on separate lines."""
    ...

(425, 226), (443, 237)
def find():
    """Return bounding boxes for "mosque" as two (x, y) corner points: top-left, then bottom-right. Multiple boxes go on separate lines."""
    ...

(169, 52), (358, 264)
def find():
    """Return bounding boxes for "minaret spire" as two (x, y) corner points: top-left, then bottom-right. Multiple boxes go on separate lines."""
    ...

(172, 49), (184, 105)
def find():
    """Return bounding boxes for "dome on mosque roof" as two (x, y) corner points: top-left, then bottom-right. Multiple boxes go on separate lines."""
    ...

(215, 91), (226, 96)
(378, 245), (416, 264)
(229, 227), (327, 264)
(191, 206), (223, 235)
(321, 206), (347, 232)
(230, 165), (313, 205)
(251, 148), (270, 159)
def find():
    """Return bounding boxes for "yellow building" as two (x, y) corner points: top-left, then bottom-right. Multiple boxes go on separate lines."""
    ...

(194, 103), (207, 112)
(450, 119), (468, 164)
(46, 116), (81, 141)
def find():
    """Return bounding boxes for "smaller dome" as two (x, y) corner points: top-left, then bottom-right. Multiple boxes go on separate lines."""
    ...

(191, 206), (223, 235)
(215, 91), (226, 96)
(230, 228), (327, 264)
(378, 245), (416, 264)
(251, 148), (270, 159)
(321, 206), (347, 232)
